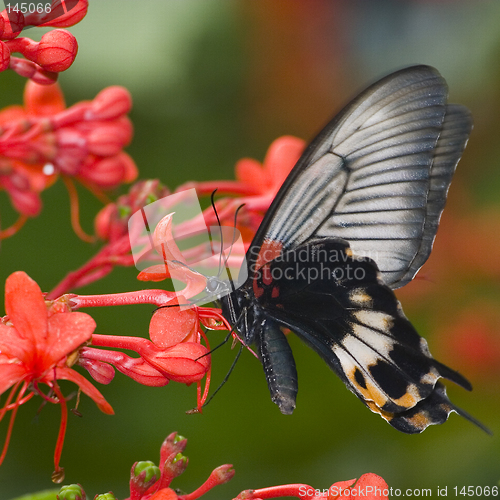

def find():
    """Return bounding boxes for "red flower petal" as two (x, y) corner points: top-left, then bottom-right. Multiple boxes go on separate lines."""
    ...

(356, 473), (389, 499)
(235, 157), (268, 194)
(263, 136), (305, 190)
(149, 488), (178, 500)
(137, 264), (171, 282)
(145, 342), (210, 384)
(150, 305), (197, 347)
(43, 312), (95, 368)
(0, 363), (27, 396)
(0, 324), (32, 363)
(5, 271), (47, 346)
(24, 80), (66, 116)
(0, 104), (26, 124)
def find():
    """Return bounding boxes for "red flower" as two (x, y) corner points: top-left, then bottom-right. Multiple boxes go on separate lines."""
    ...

(0, 271), (113, 481)
(435, 302), (500, 382)
(176, 136), (305, 245)
(0, 79), (136, 237)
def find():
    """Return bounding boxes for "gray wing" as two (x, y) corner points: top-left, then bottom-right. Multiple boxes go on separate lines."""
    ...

(256, 65), (471, 289)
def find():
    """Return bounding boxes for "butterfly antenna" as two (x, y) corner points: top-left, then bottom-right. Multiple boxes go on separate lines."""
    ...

(218, 204), (245, 292)
(210, 189), (225, 277)
(170, 259), (205, 276)
(202, 342), (244, 408)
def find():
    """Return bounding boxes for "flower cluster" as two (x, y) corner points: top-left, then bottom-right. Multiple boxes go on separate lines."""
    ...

(0, 79), (136, 236)
(0, 135), (309, 477)
(0, 0), (87, 83)
(0, 271), (113, 482)
(0, 264), (222, 478)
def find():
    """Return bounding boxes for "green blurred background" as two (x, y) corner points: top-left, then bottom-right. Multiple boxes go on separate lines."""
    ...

(1, 1), (499, 498)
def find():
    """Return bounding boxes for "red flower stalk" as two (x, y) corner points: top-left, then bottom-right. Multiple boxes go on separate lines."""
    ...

(0, 79), (136, 238)
(0, 1), (88, 83)
(0, 271), (113, 481)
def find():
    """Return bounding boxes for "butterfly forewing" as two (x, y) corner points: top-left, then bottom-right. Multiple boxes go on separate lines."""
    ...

(247, 65), (471, 288)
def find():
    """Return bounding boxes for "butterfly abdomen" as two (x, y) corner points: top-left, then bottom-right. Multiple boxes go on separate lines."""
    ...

(255, 317), (298, 415)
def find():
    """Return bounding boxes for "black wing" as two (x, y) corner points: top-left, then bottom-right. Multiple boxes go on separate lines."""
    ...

(253, 239), (487, 433)
(232, 65), (485, 432)
(246, 65), (472, 289)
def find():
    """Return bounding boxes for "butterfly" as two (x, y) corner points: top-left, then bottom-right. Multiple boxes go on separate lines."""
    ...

(217, 65), (486, 433)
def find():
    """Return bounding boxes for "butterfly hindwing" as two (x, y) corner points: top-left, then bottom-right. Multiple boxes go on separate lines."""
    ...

(249, 238), (477, 432)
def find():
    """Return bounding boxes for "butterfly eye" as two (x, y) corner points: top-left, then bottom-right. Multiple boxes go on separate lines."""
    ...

(206, 277), (222, 294)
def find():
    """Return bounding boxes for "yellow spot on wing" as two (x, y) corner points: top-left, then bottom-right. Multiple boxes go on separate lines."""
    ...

(346, 366), (389, 410)
(405, 411), (432, 431)
(349, 289), (372, 306)
(391, 384), (420, 409)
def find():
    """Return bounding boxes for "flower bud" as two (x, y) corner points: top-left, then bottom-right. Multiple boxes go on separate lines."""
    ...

(78, 154), (134, 189)
(38, 0), (89, 28)
(7, 182), (42, 216)
(134, 460), (161, 486)
(37, 29), (78, 72)
(130, 460), (161, 498)
(78, 356), (116, 385)
(211, 464), (235, 485)
(0, 10), (24, 39)
(94, 494), (116, 500)
(88, 86), (132, 120)
(57, 484), (86, 500)
(87, 120), (133, 157)
(163, 453), (188, 481)
(160, 432), (187, 466)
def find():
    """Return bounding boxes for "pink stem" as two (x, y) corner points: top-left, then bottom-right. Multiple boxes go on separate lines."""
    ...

(72, 288), (176, 309)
